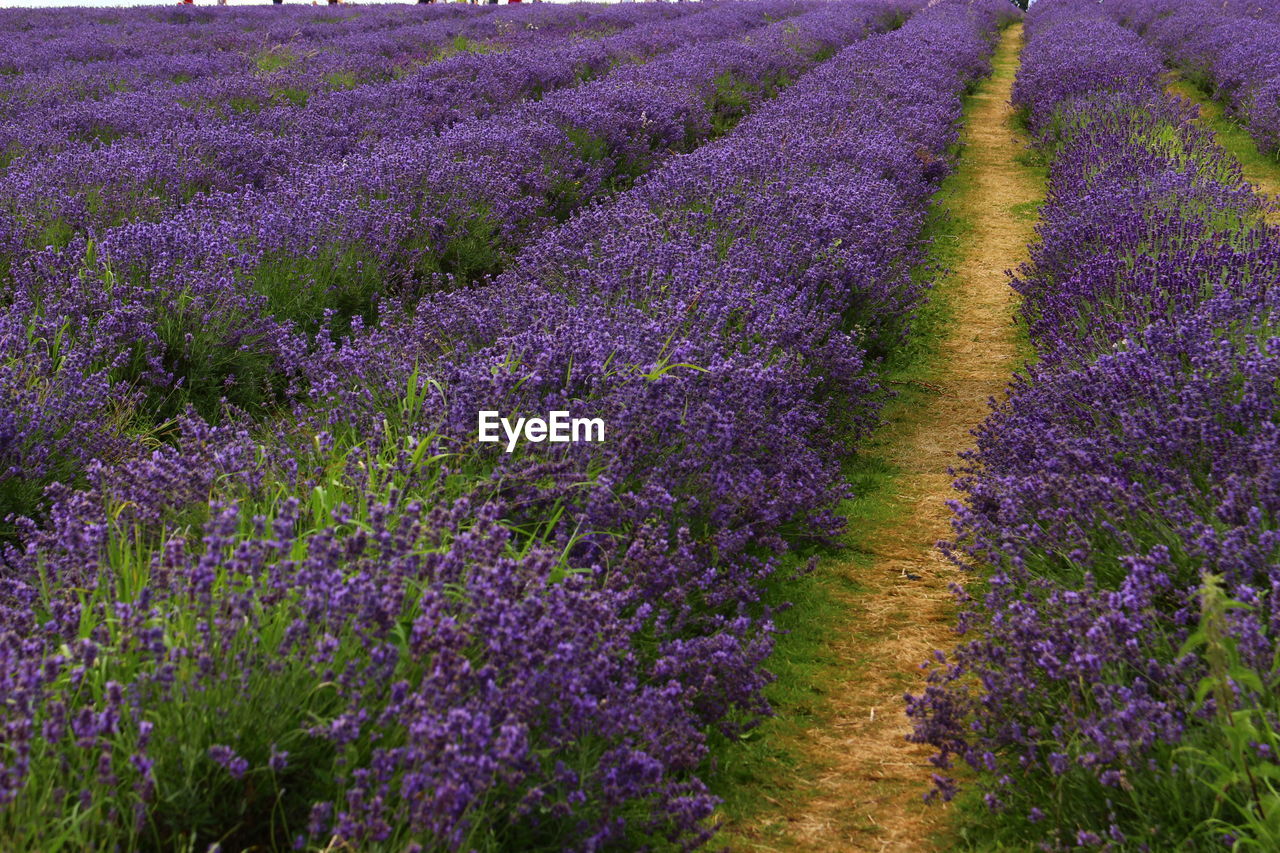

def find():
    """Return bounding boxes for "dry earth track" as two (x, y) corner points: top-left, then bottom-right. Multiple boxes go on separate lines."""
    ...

(719, 23), (1042, 852)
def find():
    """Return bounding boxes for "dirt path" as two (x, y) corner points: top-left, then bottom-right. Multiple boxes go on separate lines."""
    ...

(718, 25), (1042, 852)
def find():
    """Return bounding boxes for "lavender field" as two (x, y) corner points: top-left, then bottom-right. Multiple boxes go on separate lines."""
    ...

(1, 0), (1279, 849)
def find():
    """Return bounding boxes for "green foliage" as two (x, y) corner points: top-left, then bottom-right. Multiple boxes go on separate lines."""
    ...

(35, 217), (75, 252)
(226, 94), (265, 114)
(3, 417), (439, 849)
(709, 71), (760, 136)
(254, 48), (297, 74)
(322, 70), (359, 91)
(433, 34), (492, 62)
(1178, 576), (1280, 849)
(0, 366), (657, 851)
(271, 86), (309, 108)
(0, 141), (24, 168)
(72, 123), (124, 146)
(880, 8), (912, 30)
(946, 580), (1280, 852)
(409, 202), (507, 284)
(1170, 78), (1280, 175)
(83, 252), (287, 423)
(546, 126), (640, 219)
(0, 474), (48, 540)
(253, 245), (384, 335)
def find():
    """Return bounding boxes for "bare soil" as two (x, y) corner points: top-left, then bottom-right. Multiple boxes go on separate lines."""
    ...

(718, 24), (1041, 852)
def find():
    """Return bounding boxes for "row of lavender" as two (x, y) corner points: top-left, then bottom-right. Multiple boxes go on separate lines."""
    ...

(908, 0), (1280, 848)
(0, 0), (885, 531)
(0, 3), (685, 131)
(0, 0), (826, 280)
(0, 3), (493, 80)
(1107, 0), (1280, 158)
(2, 3), (763, 250)
(0, 2), (723, 256)
(0, 1), (1015, 848)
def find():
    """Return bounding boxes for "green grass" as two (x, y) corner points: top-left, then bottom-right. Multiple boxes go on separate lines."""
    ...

(1001, 74), (1047, 368)
(254, 48), (297, 74)
(705, 547), (868, 831)
(0, 369), (645, 851)
(323, 70), (361, 91)
(705, 445), (916, 846)
(272, 86), (309, 108)
(433, 34), (495, 61)
(1169, 78), (1280, 175)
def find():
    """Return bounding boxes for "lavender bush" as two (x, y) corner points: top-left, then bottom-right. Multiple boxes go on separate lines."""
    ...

(908, 0), (1280, 848)
(1108, 0), (1280, 158)
(0, 1), (1016, 849)
(0, 2), (728, 250)
(1, 0), (898, 526)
